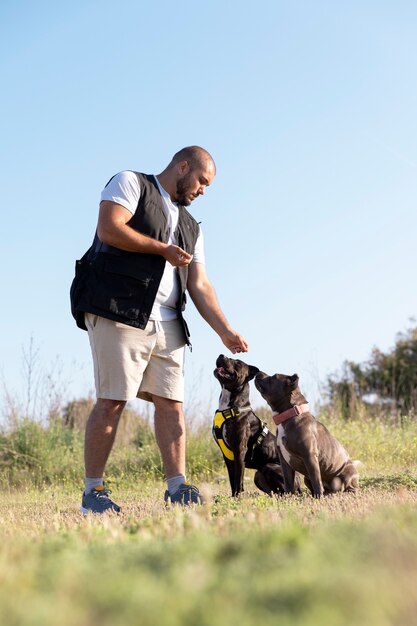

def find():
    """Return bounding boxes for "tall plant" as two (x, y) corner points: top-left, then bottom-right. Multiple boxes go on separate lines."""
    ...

(326, 322), (417, 417)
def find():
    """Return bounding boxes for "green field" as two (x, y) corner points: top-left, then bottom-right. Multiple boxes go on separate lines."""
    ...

(1, 414), (417, 626)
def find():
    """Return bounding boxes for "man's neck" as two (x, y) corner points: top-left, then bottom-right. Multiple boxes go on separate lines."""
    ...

(155, 171), (175, 201)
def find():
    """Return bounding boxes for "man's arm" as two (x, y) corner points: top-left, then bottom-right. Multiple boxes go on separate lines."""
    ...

(97, 201), (192, 267)
(187, 262), (249, 353)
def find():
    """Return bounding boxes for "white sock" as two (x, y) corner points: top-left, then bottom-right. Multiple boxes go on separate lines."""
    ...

(85, 477), (103, 494)
(167, 474), (186, 495)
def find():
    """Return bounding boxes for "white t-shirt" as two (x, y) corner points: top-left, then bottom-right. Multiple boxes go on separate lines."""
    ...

(100, 171), (205, 321)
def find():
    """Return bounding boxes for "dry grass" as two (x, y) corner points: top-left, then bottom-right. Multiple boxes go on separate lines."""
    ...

(1, 471), (417, 626)
(1, 402), (417, 625)
(1, 479), (416, 538)
(1, 483), (417, 626)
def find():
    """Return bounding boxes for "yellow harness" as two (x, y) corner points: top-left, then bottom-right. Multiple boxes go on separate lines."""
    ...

(212, 407), (270, 462)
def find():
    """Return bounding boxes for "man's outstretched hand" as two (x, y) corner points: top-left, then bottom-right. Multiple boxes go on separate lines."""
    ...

(220, 330), (249, 354)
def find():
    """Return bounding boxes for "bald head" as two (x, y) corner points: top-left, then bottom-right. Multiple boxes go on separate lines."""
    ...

(158, 145), (216, 206)
(170, 145), (216, 174)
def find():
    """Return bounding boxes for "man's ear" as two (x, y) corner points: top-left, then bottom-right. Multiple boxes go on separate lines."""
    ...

(286, 374), (299, 390)
(178, 160), (189, 175)
(248, 365), (260, 381)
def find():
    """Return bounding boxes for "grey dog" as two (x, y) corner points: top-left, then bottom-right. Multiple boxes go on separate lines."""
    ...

(255, 371), (359, 498)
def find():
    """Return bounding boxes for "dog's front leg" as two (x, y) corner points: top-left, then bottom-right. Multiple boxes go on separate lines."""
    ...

(303, 454), (324, 498)
(225, 460), (236, 496)
(278, 448), (296, 493)
(233, 447), (247, 496)
(233, 422), (250, 496)
(292, 435), (323, 498)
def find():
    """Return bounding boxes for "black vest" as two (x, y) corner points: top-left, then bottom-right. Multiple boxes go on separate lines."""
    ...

(70, 172), (200, 345)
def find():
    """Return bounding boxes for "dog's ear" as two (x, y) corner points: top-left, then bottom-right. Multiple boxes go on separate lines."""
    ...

(248, 365), (260, 381)
(286, 374), (299, 390)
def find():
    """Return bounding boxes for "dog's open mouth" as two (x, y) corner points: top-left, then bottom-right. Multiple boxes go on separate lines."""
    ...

(216, 367), (233, 379)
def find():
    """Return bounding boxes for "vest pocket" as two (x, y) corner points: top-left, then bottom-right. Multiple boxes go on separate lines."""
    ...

(91, 256), (153, 321)
(70, 251), (91, 330)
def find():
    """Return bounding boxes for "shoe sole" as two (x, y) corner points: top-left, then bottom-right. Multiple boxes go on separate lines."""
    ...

(80, 505), (121, 514)
(164, 489), (204, 506)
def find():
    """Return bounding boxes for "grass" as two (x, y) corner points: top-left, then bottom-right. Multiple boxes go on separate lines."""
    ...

(1, 411), (417, 625)
(1, 483), (417, 626)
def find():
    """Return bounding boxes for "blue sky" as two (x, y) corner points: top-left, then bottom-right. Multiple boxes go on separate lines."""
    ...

(1, 1), (416, 419)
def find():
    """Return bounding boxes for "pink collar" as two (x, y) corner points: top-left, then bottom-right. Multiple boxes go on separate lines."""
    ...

(272, 403), (309, 426)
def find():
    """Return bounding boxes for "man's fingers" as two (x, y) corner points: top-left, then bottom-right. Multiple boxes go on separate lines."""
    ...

(178, 251), (192, 264)
(229, 341), (249, 354)
(166, 245), (192, 266)
(177, 247), (192, 262)
(221, 331), (249, 354)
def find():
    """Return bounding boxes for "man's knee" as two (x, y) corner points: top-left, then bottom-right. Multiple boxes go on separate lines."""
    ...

(152, 395), (184, 420)
(92, 398), (126, 421)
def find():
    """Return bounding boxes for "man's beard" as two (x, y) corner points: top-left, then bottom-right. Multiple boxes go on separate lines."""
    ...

(175, 172), (193, 206)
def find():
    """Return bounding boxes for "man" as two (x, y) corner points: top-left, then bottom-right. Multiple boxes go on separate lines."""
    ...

(71, 146), (248, 512)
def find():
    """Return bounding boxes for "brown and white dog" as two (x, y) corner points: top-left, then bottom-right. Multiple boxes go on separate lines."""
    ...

(213, 355), (301, 497)
(255, 371), (359, 498)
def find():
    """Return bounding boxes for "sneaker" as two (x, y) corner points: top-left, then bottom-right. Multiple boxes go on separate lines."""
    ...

(80, 486), (121, 514)
(164, 482), (204, 506)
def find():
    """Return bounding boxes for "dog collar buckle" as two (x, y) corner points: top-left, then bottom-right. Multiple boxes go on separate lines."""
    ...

(251, 422), (270, 460)
(221, 406), (251, 419)
(256, 423), (269, 446)
(272, 403), (309, 425)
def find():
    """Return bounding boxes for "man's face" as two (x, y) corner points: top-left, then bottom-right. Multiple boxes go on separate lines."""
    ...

(174, 160), (215, 206)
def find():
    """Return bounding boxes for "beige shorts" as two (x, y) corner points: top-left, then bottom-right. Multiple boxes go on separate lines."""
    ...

(85, 313), (186, 402)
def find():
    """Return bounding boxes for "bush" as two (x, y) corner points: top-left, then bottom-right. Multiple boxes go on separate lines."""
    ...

(0, 409), (226, 489)
(324, 323), (417, 419)
(0, 418), (84, 488)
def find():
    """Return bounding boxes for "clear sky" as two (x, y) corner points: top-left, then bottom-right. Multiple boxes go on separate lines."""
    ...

(1, 1), (416, 420)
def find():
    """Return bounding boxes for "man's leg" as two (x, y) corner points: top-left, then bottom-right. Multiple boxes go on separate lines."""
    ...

(153, 395), (185, 478)
(81, 398), (125, 514)
(82, 313), (155, 513)
(153, 394), (203, 505)
(84, 398), (126, 477)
